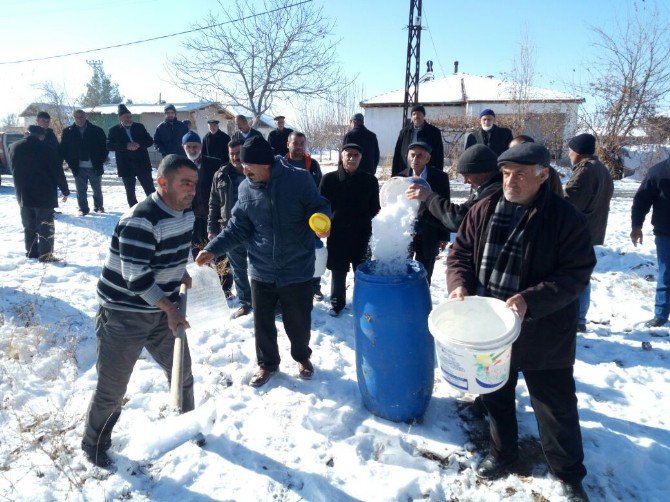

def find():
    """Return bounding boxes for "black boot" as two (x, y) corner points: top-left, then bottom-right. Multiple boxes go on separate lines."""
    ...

(475, 453), (519, 480)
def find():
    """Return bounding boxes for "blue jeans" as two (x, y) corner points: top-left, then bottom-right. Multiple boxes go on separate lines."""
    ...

(655, 235), (670, 321)
(227, 245), (251, 307)
(578, 282), (591, 325)
(75, 167), (103, 212)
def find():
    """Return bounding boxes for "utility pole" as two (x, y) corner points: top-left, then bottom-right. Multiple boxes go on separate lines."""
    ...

(402, 0), (422, 128)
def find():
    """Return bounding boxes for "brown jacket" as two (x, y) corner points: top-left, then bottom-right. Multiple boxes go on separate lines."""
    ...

(447, 186), (595, 370)
(565, 156), (614, 245)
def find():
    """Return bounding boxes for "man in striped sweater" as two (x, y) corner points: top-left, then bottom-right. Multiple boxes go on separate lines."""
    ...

(82, 154), (198, 468)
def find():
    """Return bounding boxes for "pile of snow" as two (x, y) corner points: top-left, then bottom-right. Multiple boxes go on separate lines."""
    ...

(621, 144), (670, 180)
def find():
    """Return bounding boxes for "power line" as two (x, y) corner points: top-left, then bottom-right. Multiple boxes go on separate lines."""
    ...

(0, 0), (313, 65)
(421, 3), (447, 78)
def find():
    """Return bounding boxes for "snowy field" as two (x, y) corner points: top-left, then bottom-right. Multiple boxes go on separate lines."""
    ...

(0, 171), (668, 502)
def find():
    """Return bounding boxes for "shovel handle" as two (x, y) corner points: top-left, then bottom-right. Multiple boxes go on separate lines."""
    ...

(170, 284), (188, 411)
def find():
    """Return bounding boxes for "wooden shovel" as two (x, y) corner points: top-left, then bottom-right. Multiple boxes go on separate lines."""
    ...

(170, 284), (188, 412)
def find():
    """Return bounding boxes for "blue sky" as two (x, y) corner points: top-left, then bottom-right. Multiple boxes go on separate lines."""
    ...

(1, 0), (667, 120)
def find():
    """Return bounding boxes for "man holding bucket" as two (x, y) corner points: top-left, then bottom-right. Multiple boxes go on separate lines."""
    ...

(447, 142), (595, 501)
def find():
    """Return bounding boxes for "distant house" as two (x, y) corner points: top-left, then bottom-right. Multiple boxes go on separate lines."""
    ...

(361, 73), (585, 160)
(19, 102), (77, 133)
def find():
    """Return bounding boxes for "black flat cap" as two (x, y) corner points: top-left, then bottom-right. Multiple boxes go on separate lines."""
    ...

(207, 119), (219, 124)
(408, 141), (432, 154)
(28, 125), (45, 135)
(341, 143), (362, 152)
(498, 142), (551, 167)
(457, 144), (498, 174)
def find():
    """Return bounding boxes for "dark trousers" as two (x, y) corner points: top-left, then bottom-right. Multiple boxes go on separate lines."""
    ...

(481, 367), (587, 484)
(250, 279), (312, 370)
(191, 217), (208, 259)
(82, 307), (194, 453)
(20, 206), (55, 258)
(122, 169), (155, 207)
(412, 236), (439, 284)
(227, 244), (251, 307)
(74, 167), (103, 212)
(330, 259), (364, 309)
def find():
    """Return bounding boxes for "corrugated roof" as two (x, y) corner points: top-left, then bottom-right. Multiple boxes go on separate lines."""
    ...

(361, 73), (584, 107)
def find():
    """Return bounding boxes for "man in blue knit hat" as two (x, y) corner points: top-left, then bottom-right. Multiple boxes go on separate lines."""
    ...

(465, 109), (514, 156)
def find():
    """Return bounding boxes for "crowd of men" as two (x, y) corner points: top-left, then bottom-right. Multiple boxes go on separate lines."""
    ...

(8, 102), (670, 502)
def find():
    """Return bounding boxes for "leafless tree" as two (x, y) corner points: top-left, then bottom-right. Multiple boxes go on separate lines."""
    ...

(34, 81), (74, 137)
(504, 27), (537, 133)
(578, 2), (670, 178)
(170, 0), (346, 125)
(1, 113), (19, 130)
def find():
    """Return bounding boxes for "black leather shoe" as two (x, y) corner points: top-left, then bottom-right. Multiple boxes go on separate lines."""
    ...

(94, 207), (105, 213)
(577, 323), (587, 333)
(82, 446), (114, 468)
(475, 453), (519, 480)
(231, 305), (252, 319)
(313, 290), (324, 301)
(562, 481), (590, 502)
(78, 209), (89, 216)
(249, 367), (277, 387)
(644, 317), (667, 328)
(297, 360), (314, 380)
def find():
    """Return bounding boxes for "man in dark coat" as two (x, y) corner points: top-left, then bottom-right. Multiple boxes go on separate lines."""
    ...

(230, 114), (263, 143)
(342, 113), (380, 175)
(153, 104), (189, 157)
(465, 109), (514, 156)
(181, 131), (220, 261)
(202, 119), (230, 166)
(36, 111), (60, 155)
(196, 136), (331, 388)
(565, 133), (614, 332)
(392, 105), (444, 175)
(267, 115), (293, 156)
(320, 143), (380, 316)
(59, 109), (108, 215)
(107, 104), (155, 207)
(408, 144), (502, 233)
(447, 142), (595, 502)
(208, 139), (252, 319)
(398, 141), (450, 283)
(10, 125), (70, 261)
(631, 157), (670, 328)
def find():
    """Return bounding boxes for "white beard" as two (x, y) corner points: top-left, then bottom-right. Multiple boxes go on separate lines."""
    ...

(481, 125), (493, 132)
(185, 151), (200, 161)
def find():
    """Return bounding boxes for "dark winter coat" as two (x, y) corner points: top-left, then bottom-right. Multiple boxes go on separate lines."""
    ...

(398, 166), (451, 246)
(267, 128), (293, 157)
(565, 156), (614, 245)
(631, 157), (670, 237)
(392, 121), (444, 175)
(424, 173), (503, 233)
(202, 129), (231, 166)
(447, 185), (596, 371)
(342, 125), (380, 175)
(207, 163), (247, 234)
(285, 154), (322, 187)
(231, 128), (263, 144)
(107, 122), (154, 178)
(10, 136), (70, 207)
(319, 165), (380, 270)
(465, 125), (514, 157)
(205, 159), (331, 286)
(153, 119), (189, 157)
(192, 155), (220, 219)
(59, 121), (108, 176)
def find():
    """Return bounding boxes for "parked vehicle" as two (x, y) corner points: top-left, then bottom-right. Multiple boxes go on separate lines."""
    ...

(0, 131), (24, 184)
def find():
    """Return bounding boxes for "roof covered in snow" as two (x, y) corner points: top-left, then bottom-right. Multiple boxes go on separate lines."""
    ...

(361, 73), (584, 107)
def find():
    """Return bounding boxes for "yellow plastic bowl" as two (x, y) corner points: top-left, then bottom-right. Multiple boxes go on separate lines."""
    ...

(309, 213), (331, 233)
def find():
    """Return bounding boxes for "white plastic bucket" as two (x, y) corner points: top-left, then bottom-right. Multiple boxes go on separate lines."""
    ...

(428, 296), (521, 394)
(379, 176), (430, 208)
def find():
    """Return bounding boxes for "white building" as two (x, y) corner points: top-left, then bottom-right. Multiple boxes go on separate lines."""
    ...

(361, 73), (585, 159)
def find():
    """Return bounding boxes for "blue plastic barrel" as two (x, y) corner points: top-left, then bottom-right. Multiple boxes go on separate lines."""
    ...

(353, 259), (434, 422)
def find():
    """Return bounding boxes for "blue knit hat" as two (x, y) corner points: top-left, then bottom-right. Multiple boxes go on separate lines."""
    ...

(182, 131), (201, 144)
(479, 109), (495, 118)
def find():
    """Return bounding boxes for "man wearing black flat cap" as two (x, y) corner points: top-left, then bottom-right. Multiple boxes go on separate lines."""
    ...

(267, 115), (293, 157)
(408, 144), (502, 232)
(153, 104), (189, 157)
(195, 136), (331, 388)
(10, 125), (70, 262)
(465, 109), (514, 156)
(398, 140), (450, 282)
(342, 113), (380, 175)
(319, 143), (380, 316)
(392, 105), (444, 175)
(447, 141), (595, 501)
(202, 119), (231, 166)
(565, 133), (613, 332)
(107, 104), (156, 207)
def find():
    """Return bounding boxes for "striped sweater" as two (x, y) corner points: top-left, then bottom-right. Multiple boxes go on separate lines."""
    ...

(97, 193), (194, 312)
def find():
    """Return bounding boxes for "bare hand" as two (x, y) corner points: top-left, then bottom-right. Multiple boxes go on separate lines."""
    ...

(195, 250), (215, 266)
(127, 142), (139, 151)
(406, 183), (432, 202)
(439, 241), (448, 252)
(630, 228), (643, 247)
(167, 307), (190, 335)
(207, 232), (218, 241)
(449, 286), (468, 300)
(506, 294), (527, 321)
(181, 272), (192, 289)
(316, 231), (330, 239)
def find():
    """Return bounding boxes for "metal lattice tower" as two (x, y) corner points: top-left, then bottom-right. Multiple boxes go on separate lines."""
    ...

(402, 0), (423, 128)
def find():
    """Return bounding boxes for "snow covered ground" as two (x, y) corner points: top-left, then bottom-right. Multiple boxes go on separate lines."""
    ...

(0, 172), (668, 501)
